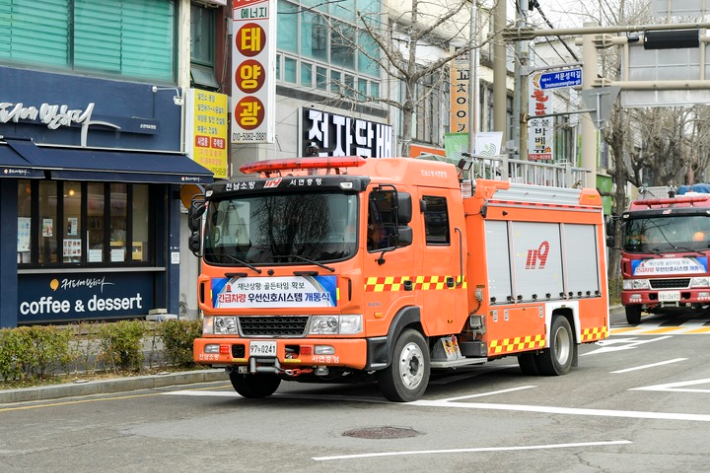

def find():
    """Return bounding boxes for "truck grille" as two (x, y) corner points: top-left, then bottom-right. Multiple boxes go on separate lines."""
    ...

(650, 278), (691, 290)
(239, 316), (309, 337)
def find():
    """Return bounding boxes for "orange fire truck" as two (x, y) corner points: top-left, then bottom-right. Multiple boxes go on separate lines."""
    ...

(188, 156), (609, 402)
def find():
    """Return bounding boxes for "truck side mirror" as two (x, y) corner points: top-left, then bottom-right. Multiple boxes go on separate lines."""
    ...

(397, 192), (412, 224)
(397, 226), (413, 247)
(187, 199), (206, 256)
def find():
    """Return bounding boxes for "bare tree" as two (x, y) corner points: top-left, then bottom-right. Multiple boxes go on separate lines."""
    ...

(319, 0), (497, 156)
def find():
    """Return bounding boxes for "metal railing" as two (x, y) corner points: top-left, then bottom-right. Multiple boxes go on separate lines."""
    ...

(462, 154), (590, 189)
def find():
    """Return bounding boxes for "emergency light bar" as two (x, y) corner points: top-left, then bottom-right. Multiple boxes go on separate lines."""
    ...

(239, 156), (367, 174)
(640, 196), (710, 207)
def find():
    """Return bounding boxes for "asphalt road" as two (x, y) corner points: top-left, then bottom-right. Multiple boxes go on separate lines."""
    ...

(2, 307), (710, 473)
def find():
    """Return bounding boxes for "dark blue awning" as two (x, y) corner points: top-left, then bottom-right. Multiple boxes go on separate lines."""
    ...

(4, 139), (213, 185)
(0, 145), (45, 179)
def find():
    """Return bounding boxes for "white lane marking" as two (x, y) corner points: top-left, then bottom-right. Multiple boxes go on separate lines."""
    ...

(410, 400), (710, 422)
(164, 390), (710, 422)
(582, 336), (672, 356)
(632, 378), (710, 394)
(440, 385), (536, 402)
(312, 440), (633, 461)
(611, 358), (688, 374)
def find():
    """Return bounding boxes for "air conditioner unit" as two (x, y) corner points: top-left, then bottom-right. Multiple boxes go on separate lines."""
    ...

(191, 0), (224, 9)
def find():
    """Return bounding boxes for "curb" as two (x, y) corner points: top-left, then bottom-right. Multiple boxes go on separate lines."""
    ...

(0, 369), (229, 404)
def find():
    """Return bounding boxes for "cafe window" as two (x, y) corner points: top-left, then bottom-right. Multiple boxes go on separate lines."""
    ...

(17, 180), (153, 267)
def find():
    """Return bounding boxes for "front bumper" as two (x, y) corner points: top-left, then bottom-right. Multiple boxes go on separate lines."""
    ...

(194, 337), (368, 371)
(621, 288), (710, 307)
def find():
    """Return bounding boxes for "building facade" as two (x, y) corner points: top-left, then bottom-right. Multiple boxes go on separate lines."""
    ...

(0, 0), (216, 328)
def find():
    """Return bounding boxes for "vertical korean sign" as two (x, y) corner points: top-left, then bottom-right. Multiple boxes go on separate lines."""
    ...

(231, 0), (276, 144)
(527, 73), (554, 161)
(450, 49), (470, 134)
(186, 89), (228, 179)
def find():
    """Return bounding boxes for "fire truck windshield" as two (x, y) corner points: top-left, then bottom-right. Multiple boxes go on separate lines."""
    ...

(203, 192), (359, 265)
(622, 215), (710, 254)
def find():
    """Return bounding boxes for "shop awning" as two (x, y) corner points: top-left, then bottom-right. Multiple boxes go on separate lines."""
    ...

(0, 145), (45, 178)
(4, 139), (213, 185)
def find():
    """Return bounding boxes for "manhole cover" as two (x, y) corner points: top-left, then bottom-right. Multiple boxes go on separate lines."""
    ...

(342, 426), (422, 439)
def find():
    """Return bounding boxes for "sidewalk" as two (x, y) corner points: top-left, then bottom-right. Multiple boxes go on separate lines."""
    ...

(0, 369), (229, 404)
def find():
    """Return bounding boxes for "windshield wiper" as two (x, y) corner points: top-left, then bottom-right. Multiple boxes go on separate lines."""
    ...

(670, 245), (706, 257)
(273, 254), (335, 272)
(205, 252), (262, 274)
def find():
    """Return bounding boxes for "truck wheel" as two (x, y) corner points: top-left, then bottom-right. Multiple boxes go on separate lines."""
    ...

(518, 352), (540, 375)
(229, 372), (281, 398)
(537, 316), (574, 376)
(625, 305), (642, 325)
(376, 329), (430, 402)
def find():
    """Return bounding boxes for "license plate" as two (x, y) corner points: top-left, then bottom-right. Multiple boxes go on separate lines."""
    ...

(658, 291), (680, 302)
(250, 340), (277, 357)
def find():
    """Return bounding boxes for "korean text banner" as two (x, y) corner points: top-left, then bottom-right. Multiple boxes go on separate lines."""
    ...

(212, 276), (338, 308)
(231, 0), (276, 144)
(186, 89), (228, 178)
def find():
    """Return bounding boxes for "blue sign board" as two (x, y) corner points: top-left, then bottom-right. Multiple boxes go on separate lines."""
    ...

(539, 68), (583, 90)
(18, 272), (155, 324)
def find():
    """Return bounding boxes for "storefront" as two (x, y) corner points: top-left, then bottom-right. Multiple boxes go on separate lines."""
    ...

(0, 67), (213, 328)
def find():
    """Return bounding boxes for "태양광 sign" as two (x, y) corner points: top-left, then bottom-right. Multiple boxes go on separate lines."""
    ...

(231, 0), (276, 144)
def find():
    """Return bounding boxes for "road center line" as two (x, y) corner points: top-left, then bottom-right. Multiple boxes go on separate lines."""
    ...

(410, 400), (710, 422)
(312, 440), (632, 461)
(611, 358), (688, 374)
(631, 378), (710, 394)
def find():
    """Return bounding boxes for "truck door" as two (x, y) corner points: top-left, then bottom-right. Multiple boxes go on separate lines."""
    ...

(363, 187), (416, 337)
(416, 191), (467, 335)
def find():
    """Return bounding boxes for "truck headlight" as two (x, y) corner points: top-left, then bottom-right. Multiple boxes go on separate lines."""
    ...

(309, 315), (363, 335)
(691, 277), (710, 287)
(214, 316), (238, 334)
(623, 279), (649, 290)
(339, 315), (363, 334)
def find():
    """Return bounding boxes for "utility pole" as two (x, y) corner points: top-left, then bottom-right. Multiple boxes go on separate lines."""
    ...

(513, 0), (529, 160)
(581, 22), (599, 185)
(468, 1), (479, 156)
(493, 0), (507, 144)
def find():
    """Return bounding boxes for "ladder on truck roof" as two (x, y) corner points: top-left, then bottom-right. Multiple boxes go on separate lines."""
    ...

(418, 153), (590, 189)
(465, 154), (590, 189)
(485, 181), (585, 206)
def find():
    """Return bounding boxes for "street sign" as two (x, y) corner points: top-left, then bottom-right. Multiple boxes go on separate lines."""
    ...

(538, 68), (583, 90)
(581, 86), (621, 130)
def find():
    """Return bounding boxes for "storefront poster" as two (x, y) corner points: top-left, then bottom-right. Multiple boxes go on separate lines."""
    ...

(18, 217), (31, 252)
(42, 219), (53, 237)
(67, 217), (78, 236)
(63, 239), (81, 257)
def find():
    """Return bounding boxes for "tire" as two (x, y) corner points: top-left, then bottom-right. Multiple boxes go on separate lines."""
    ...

(518, 352), (540, 375)
(537, 316), (574, 376)
(376, 329), (430, 402)
(229, 372), (281, 398)
(625, 305), (642, 325)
